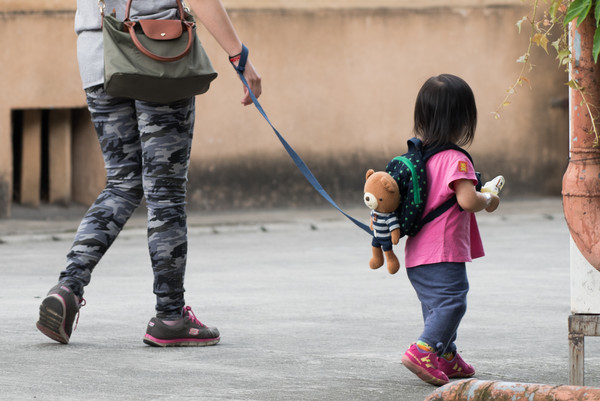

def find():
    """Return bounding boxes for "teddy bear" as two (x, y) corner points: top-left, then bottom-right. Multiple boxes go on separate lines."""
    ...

(363, 169), (401, 274)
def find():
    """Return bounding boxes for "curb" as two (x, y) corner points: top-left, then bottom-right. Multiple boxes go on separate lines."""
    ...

(0, 219), (352, 245)
(424, 379), (600, 401)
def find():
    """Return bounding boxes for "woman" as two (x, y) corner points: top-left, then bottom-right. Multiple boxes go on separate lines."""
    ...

(36, 0), (262, 347)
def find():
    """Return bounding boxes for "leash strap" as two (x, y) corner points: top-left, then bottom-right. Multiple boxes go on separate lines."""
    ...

(231, 45), (372, 235)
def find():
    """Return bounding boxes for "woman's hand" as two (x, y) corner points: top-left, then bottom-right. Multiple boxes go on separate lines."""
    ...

(186, 0), (262, 105)
(231, 57), (262, 106)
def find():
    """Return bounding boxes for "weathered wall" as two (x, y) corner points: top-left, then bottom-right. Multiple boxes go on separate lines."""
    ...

(0, 8), (86, 217)
(0, 1), (568, 216)
(190, 4), (568, 210)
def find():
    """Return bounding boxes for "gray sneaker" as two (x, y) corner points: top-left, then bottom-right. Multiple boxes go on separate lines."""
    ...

(36, 283), (85, 344)
(143, 306), (220, 347)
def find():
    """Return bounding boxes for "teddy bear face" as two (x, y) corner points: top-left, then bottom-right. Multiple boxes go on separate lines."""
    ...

(364, 169), (401, 213)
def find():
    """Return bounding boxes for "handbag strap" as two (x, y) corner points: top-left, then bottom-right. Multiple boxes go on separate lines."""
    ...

(125, 0), (185, 22)
(123, 20), (195, 62)
(98, 0), (193, 63)
(231, 45), (373, 236)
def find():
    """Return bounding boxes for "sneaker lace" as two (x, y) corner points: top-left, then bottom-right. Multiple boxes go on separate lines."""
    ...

(74, 297), (86, 331)
(183, 306), (206, 327)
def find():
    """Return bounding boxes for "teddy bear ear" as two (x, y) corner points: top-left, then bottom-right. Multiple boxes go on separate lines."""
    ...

(365, 169), (375, 181)
(381, 177), (397, 194)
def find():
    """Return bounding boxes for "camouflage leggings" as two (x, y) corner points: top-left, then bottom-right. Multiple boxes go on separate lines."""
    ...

(59, 85), (195, 319)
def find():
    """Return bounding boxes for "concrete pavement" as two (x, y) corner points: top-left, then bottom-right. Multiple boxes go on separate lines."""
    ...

(1, 197), (598, 400)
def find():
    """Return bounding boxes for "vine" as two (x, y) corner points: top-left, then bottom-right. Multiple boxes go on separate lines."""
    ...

(495, 0), (600, 146)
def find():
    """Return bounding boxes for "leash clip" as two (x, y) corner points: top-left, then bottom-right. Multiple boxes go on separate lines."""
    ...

(97, 0), (105, 17)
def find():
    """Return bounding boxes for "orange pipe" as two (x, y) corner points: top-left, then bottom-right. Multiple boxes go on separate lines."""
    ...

(562, 13), (600, 270)
(424, 379), (600, 401)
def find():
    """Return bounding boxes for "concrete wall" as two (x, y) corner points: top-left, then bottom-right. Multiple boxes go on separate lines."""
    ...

(0, 1), (568, 216)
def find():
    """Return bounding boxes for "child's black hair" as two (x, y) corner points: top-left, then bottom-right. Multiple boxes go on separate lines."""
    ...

(413, 74), (477, 149)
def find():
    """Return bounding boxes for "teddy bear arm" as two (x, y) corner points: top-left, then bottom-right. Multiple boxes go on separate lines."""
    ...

(391, 228), (401, 245)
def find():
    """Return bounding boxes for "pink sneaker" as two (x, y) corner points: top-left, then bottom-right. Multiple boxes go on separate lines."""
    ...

(437, 352), (475, 378)
(401, 343), (449, 386)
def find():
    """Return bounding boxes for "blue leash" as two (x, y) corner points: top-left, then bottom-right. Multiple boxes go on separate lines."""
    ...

(230, 45), (372, 236)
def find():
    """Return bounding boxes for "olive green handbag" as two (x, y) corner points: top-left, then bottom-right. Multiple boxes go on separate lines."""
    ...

(102, 0), (218, 103)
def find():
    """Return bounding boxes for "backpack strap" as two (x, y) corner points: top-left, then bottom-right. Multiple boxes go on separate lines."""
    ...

(421, 195), (458, 224)
(407, 137), (424, 153)
(419, 140), (480, 224)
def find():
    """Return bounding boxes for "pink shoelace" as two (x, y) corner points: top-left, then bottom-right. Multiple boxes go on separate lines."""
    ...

(183, 306), (206, 327)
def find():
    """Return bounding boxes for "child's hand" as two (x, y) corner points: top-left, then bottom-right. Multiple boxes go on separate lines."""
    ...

(485, 193), (500, 213)
(455, 179), (500, 213)
(481, 176), (503, 212)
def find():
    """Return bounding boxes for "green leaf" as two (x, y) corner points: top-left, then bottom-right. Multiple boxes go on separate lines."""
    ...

(549, 1), (558, 20)
(596, 0), (600, 25)
(557, 49), (571, 66)
(516, 53), (529, 64)
(564, 0), (593, 27)
(515, 17), (527, 34)
(593, 26), (600, 62)
(533, 33), (550, 53)
(516, 16), (527, 34)
(549, 0), (561, 21)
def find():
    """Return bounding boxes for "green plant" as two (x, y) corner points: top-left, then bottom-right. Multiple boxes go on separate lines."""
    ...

(495, 0), (600, 146)
(564, 0), (600, 62)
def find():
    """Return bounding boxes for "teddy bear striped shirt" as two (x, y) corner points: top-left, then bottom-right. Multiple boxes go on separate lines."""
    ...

(371, 210), (400, 239)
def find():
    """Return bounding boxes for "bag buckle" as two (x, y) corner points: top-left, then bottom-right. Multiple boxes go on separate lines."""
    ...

(97, 0), (105, 16)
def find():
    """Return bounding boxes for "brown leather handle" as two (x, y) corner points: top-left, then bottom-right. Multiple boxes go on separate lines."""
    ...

(124, 20), (194, 62)
(125, 0), (185, 22)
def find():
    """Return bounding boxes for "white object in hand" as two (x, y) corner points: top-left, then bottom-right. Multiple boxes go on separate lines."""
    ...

(481, 175), (505, 196)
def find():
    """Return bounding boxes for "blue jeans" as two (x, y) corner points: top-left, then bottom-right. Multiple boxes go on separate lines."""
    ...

(406, 262), (469, 355)
(59, 85), (195, 319)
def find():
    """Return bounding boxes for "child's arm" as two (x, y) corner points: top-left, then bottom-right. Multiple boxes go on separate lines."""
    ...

(454, 179), (500, 213)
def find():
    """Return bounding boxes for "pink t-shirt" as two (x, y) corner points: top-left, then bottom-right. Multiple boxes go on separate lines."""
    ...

(404, 149), (484, 268)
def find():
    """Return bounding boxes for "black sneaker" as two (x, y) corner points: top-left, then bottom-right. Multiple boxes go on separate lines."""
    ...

(36, 283), (85, 344)
(143, 306), (220, 347)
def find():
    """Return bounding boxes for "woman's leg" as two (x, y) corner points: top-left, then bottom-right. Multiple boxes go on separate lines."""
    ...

(406, 262), (469, 355)
(59, 86), (144, 298)
(135, 97), (196, 319)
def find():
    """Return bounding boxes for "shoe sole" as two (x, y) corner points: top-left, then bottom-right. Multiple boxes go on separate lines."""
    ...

(36, 295), (69, 344)
(401, 354), (449, 386)
(143, 334), (220, 347)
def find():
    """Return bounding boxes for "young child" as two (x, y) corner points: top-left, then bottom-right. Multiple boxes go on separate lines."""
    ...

(399, 74), (500, 386)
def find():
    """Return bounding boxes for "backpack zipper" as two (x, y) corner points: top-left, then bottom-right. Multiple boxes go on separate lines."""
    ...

(393, 156), (422, 206)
